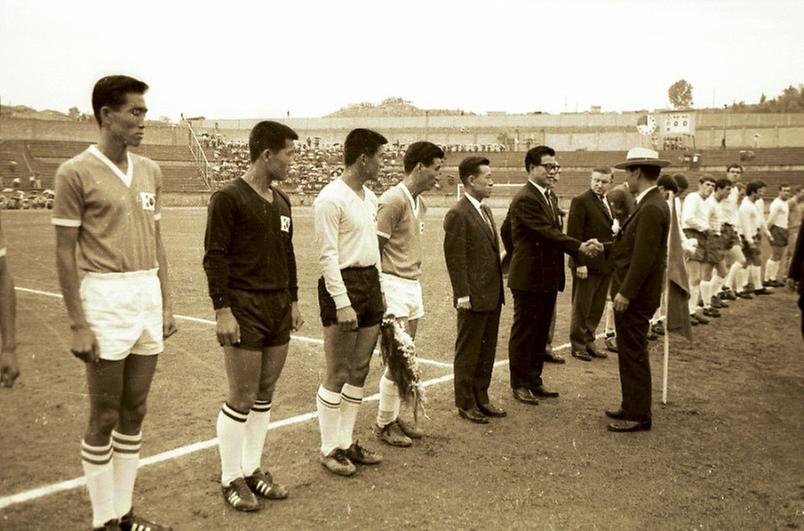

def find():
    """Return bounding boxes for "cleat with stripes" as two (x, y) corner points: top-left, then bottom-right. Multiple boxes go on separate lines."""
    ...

(245, 469), (289, 500)
(93, 519), (121, 531)
(119, 510), (172, 531)
(222, 477), (260, 512)
(320, 448), (356, 476)
(344, 441), (383, 465)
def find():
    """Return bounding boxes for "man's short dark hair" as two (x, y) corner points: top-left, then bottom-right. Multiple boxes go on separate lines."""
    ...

(524, 145), (555, 173)
(795, 185), (804, 193)
(657, 175), (679, 193)
(714, 178), (732, 190)
(343, 129), (388, 166)
(458, 157), (490, 185)
(779, 183), (790, 190)
(672, 173), (689, 192)
(92, 75), (149, 126)
(746, 180), (764, 196)
(699, 174), (716, 185)
(403, 142), (445, 174)
(726, 163), (743, 173)
(591, 166), (612, 175)
(249, 121), (298, 163)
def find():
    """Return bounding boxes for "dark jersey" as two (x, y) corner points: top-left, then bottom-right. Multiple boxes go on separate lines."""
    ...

(203, 178), (298, 309)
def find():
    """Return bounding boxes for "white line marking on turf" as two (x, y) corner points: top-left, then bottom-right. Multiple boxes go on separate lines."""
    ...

(3, 285), (583, 510)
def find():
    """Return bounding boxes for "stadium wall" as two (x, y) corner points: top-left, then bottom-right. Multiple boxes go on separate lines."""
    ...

(0, 118), (186, 145)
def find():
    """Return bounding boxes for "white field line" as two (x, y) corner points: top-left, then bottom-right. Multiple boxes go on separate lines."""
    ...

(2, 285), (587, 510)
(13, 286), (453, 367)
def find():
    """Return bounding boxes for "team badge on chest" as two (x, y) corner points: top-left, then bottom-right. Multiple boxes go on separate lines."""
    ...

(140, 192), (156, 211)
(280, 215), (291, 232)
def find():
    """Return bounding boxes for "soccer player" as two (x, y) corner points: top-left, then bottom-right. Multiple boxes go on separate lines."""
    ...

(720, 165), (749, 299)
(738, 181), (769, 296)
(0, 214), (18, 388)
(763, 184), (792, 287)
(374, 141), (444, 447)
(314, 129), (387, 476)
(203, 121), (302, 511)
(682, 175), (717, 324)
(704, 178), (734, 309)
(53, 75), (177, 531)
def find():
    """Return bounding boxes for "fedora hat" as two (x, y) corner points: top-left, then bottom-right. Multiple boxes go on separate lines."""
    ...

(614, 147), (671, 169)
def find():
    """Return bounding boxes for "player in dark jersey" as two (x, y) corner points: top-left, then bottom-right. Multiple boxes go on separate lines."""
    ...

(203, 121), (303, 512)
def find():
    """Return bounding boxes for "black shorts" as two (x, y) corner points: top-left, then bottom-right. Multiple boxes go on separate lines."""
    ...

(770, 225), (789, 248)
(230, 288), (292, 349)
(318, 267), (383, 328)
(721, 223), (737, 248)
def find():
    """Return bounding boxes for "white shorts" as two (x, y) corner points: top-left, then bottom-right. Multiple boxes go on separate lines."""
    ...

(381, 273), (424, 320)
(80, 268), (163, 361)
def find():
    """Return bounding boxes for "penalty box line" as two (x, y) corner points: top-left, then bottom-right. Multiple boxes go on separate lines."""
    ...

(12, 286), (452, 369)
(3, 285), (585, 511)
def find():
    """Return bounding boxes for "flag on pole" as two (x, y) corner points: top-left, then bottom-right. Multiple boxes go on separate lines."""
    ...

(665, 193), (693, 340)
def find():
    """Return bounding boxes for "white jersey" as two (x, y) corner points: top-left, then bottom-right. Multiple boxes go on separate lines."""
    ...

(767, 197), (789, 229)
(720, 186), (740, 226)
(705, 195), (726, 235)
(739, 197), (760, 239)
(682, 191), (710, 232)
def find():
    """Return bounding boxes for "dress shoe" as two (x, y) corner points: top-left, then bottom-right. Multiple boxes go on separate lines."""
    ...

(604, 408), (628, 420)
(587, 346), (608, 359)
(531, 384), (559, 398)
(607, 419), (652, 432)
(458, 407), (489, 424)
(571, 349), (592, 361)
(604, 335), (618, 353)
(544, 352), (566, 364)
(512, 387), (539, 405)
(478, 402), (507, 417)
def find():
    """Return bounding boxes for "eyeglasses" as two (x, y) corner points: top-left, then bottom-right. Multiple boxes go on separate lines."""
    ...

(539, 163), (561, 172)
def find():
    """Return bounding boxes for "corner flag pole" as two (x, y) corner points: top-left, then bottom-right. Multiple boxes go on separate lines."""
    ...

(661, 192), (673, 405)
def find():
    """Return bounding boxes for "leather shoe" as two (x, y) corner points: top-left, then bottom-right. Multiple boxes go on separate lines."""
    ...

(607, 419), (652, 432)
(604, 408), (628, 420)
(571, 350), (592, 361)
(512, 387), (539, 405)
(587, 346), (608, 359)
(478, 402), (507, 417)
(531, 384), (559, 398)
(544, 352), (566, 364)
(458, 407), (489, 424)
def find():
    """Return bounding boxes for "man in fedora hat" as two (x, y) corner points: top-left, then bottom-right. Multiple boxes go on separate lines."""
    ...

(604, 147), (671, 432)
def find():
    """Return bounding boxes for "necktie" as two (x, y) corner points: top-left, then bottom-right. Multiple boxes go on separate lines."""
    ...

(598, 194), (612, 218)
(480, 204), (493, 228)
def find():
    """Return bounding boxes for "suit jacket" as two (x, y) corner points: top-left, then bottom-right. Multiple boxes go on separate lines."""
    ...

(789, 223), (804, 294)
(607, 183), (637, 226)
(443, 196), (504, 311)
(566, 189), (615, 274)
(501, 182), (581, 293)
(609, 187), (670, 311)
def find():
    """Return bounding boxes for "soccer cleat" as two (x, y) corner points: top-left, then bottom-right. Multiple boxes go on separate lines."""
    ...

(737, 290), (754, 299)
(344, 441), (383, 465)
(119, 510), (172, 531)
(651, 322), (665, 336)
(604, 335), (618, 353)
(320, 448), (356, 476)
(692, 313), (710, 325)
(375, 421), (413, 447)
(222, 477), (260, 512)
(93, 519), (121, 531)
(245, 469), (289, 500)
(702, 307), (721, 318)
(396, 418), (425, 439)
(754, 287), (771, 296)
(711, 297), (727, 309)
(720, 289), (737, 301)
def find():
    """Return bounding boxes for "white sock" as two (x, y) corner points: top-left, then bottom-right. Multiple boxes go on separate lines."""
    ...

(376, 374), (400, 428)
(689, 285), (700, 314)
(725, 262), (741, 290)
(751, 265), (763, 289)
(766, 260), (779, 281)
(737, 268), (749, 291)
(316, 385), (341, 455)
(338, 384), (364, 450)
(242, 400), (271, 476)
(604, 300), (615, 336)
(700, 280), (712, 309)
(217, 403), (248, 487)
(81, 439), (116, 528)
(711, 275), (725, 299)
(111, 430), (141, 518)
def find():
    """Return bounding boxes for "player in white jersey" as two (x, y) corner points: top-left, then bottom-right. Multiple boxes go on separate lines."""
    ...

(0, 214), (18, 387)
(720, 164), (749, 299)
(703, 178), (734, 310)
(738, 181), (770, 296)
(763, 184), (792, 287)
(314, 129), (387, 477)
(53, 76), (176, 531)
(374, 141), (444, 447)
(682, 175), (716, 323)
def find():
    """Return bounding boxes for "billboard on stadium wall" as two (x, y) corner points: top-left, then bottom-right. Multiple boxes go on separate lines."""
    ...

(658, 112), (696, 135)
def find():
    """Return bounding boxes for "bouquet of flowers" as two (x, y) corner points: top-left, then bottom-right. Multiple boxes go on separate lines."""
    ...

(379, 317), (427, 421)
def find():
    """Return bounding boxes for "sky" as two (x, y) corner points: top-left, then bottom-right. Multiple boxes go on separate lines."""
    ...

(1, 0), (803, 121)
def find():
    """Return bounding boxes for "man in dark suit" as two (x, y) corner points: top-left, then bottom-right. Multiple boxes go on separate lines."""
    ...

(443, 156), (507, 424)
(605, 148), (671, 432)
(501, 146), (601, 406)
(786, 221), (804, 336)
(567, 167), (616, 361)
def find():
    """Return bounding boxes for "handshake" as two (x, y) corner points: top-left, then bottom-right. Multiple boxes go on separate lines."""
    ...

(579, 238), (604, 258)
